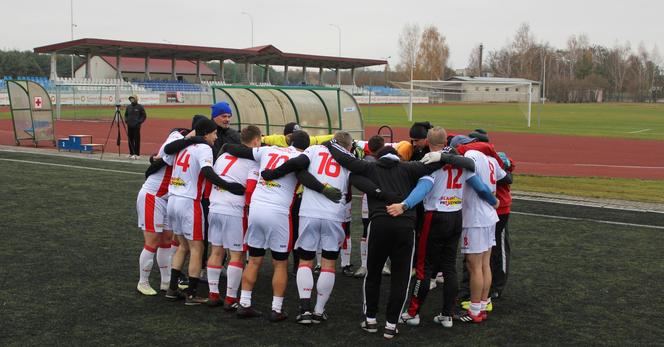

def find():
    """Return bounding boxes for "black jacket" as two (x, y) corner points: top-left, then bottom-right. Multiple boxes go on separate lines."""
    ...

(124, 103), (146, 128)
(212, 126), (240, 159)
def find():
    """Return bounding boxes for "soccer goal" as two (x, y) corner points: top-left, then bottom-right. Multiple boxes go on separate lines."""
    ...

(391, 78), (538, 128)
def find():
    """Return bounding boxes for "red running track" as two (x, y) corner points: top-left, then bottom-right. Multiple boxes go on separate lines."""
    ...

(1, 119), (662, 180)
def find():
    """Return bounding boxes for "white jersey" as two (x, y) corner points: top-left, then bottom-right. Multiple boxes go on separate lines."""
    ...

(209, 153), (259, 217)
(250, 146), (302, 214)
(421, 164), (475, 212)
(298, 145), (350, 222)
(141, 131), (183, 197)
(462, 150), (506, 227)
(168, 143), (213, 200)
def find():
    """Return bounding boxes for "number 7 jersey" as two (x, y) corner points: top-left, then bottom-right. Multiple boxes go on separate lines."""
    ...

(299, 145), (350, 222)
(168, 143), (214, 200)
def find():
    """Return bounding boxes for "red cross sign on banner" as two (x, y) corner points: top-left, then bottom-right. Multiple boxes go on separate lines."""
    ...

(34, 96), (43, 109)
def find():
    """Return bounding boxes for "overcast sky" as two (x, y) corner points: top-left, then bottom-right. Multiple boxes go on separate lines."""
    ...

(2, 0), (661, 69)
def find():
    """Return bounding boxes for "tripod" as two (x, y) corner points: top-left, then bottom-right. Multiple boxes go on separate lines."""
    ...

(101, 104), (129, 160)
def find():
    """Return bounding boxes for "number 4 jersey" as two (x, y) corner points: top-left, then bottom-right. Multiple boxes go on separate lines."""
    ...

(168, 143), (214, 200)
(299, 145), (350, 223)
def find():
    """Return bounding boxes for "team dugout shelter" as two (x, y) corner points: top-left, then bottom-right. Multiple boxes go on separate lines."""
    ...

(34, 38), (386, 138)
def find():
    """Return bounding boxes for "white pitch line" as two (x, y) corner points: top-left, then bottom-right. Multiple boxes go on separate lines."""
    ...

(628, 128), (652, 134)
(0, 158), (143, 176)
(3, 156), (663, 229)
(511, 211), (664, 230)
(573, 163), (664, 169)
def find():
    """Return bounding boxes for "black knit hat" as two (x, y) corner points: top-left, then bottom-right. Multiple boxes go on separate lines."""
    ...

(284, 122), (301, 136)
(409, 121), (433, 139)
(290, 130), (310, 150)
(191, 114), (208, 130)
(194, 118), (217, 136)
(469, 128), (490, 142)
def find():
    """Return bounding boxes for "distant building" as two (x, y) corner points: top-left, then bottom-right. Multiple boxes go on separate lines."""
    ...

(74, 56), (216, 82)
(443, 76), (540, 103)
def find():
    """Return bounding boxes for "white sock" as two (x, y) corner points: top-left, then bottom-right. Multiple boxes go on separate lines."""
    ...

(156, 244), (172, 284)
(240, 290), (252, 308)
(366, 317), (377, 323)
(272, 296), (284, 313)
(296, 266), (314, 299)
(314, 270), (335, 314)
(480, 300), (487, 311)
(470, 302), (482, 316)
(139, 245), (156, 283)
(360, 237), (367, 268)
(207, 265), (222, 294)
(226, 261), (243, 299)
(386, 322), (397, 330)
(341, 236), (352, 267)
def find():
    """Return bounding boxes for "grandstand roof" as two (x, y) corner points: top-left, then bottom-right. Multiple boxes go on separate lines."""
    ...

(99, 56), (216, 75)
(34, 38), (386, 69)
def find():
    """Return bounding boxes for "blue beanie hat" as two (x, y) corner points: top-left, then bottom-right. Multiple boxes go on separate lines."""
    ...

(211, 102), (232, 118)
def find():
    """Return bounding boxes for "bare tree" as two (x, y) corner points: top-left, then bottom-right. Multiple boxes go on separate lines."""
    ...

(466, 45), (481, 76)
(607, 42), (630, 100)
(397, 23), (420, 74)
(415, 25), (450, 80)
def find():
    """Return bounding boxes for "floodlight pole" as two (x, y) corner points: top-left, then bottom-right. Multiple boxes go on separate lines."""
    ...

(329, 24), (341, 85)
(408, 54), (414, 122)
(70, 0), (76, 78)
(242, 12), (254, 83)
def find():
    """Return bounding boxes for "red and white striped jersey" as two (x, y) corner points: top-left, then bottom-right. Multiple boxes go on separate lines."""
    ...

(141, 131), (183, 197)
(209, 153), (259, 217)
(299, 145), (350, 222)
(250, 146), (302, 215)
(168, 143), (214, 200)
(421, 165), (474, 212)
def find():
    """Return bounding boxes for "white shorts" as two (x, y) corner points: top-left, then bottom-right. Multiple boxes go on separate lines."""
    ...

(245, 209), (291, 253)
(295, 216), (344, 252)
(460, 226), (494, 254)
(136, 188), (169, 233)
(167, 195), (204, 241)
(209, 212), (245, 251)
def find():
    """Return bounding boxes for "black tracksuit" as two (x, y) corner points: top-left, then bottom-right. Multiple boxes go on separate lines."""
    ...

(325, 142), (443, 324)
(124, 103), (146, 155)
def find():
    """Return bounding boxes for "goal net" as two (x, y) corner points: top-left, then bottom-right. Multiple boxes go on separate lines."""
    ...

(390, 79), (537, 128)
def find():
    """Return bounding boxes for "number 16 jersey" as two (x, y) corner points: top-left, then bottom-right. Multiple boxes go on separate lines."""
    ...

(299, 145), (350, 223)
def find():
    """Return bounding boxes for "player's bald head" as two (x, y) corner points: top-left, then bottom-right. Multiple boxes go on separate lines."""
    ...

(427, 127), (448, 150)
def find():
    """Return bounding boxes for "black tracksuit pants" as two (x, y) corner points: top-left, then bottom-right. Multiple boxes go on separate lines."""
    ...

(408, 210), (462, 316)
(459, 213), (511, 299)
(364, 216), (415, 324)
(127, 125), (141, 155)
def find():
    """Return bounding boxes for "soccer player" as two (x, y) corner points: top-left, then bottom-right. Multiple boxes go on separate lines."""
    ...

(260, 131), (352, 324)
(224, 130), (313, 322)
(206, 125), (262, 309)
(164, 118), (246, 305)
(450, 135), (506, 323)
(386, 127), (498, 328)
(323, 140), (471, 339)
(353, 135), (385, 278)
(135, 128), (185, 295)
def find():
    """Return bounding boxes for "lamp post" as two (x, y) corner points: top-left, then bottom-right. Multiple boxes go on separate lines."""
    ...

(70, 0), (77, 78)
(329, 24), (341, 85)
(241, 11), (254, 83)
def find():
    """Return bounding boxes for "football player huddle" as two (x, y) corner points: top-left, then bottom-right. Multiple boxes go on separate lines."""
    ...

(133, 102), (514, 340)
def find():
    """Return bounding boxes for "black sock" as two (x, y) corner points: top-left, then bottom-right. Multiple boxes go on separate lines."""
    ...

(188, 276), (200, 296)
(299, 298), (311, 313)
(170, 269), (182, 290)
